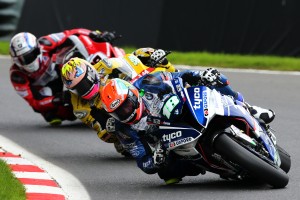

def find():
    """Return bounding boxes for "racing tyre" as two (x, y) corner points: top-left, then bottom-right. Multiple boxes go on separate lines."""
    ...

(214, 134), (289, 188)
(277, 144), (291, 173)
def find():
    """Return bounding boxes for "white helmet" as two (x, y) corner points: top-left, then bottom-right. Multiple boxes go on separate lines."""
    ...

(10, 32), (41, 73)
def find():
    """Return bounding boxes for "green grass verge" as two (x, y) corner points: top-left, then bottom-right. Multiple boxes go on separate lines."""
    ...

(124, 47), (300, 71)
(2, 41), (300, 71)
(0, 159), (26, 200)
(0, 41), (10, 55)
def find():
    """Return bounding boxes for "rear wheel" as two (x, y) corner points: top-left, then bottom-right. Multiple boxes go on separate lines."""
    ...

(214, 134), (289, 188)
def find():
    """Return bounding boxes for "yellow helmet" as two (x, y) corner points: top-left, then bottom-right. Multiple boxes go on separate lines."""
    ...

(61, 57), (100, 100)
(132, 47), (155, 65)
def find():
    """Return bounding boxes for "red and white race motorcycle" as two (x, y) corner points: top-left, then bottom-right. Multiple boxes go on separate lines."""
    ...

(46, 32), (126, 119)
(53, 33), (125, 66)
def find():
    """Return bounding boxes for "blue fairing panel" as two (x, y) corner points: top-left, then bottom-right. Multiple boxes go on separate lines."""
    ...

(185, 86), (256, 130)
(221, 95), (256, 129)
(158, 125), (201, 149)
(185, 86), (208, 127)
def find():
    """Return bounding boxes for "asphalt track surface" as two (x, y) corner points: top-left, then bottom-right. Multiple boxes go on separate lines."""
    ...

(0, 57), (299, 200)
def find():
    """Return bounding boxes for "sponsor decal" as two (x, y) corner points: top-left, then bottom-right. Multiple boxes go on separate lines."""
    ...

(128, 55), (140, 65)
(129, 146), (141, 157)
(193, 87), (202, 110)
(143, 160), (152, 168)
(42, 55), (49, 63)
(106, 117), (116, 132)
(204, 109), (209, 116)
(110, 99), (120, 109)
(74, 111), (87, 119)
(202, 90), (209, 117)
(169, 137), (193, 148)
(145, 92), (153, 100)
(203, 90), (208, 109)
(162, 131), (182, 142)
(130, 68), (154, 84)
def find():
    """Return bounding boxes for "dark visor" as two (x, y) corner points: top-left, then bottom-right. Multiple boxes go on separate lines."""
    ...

(16, 47), (41, 66)
(110, 90), (139, 122)
(69, 63), (99, 97)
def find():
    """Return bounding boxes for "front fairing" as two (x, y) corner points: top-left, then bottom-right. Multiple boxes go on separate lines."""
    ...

(183, 85), (279, 164)
(78, 35), (125, 57)
(184, 86), (256, 128)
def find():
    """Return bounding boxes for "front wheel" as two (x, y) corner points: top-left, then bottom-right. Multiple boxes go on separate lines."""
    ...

(214, 134), (289, 188)
(277, 144), (291, 173)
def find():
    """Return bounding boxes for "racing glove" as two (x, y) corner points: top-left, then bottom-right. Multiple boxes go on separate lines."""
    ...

(149, 49), (169, 66)
(97, 129), (118, 143)
(113, 140), (132, 157)
(89, 30), (102, 41)
(89, 30), (121, 43)
(200, 68), (221, 86)
(114, 140), (125, 153)
(153, 144), (167, 167)
(101, 31), (120, 42)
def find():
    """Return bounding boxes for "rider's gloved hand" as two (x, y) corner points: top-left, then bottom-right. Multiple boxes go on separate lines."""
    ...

(200, 68), (221, 86)
(113, 139), (132, 157)
(114, 140), (125, 153)
(89, 30), (103, 42)
(52, 91), (71, 106)
(150, 49), (168, 66)
(153, 145), (166, 167)
(101, 31), (122, 43)
(89, 30), (121, 43)
(97, 130), (118, 143)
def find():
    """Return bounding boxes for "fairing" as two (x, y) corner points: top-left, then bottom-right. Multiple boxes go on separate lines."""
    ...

(183, 85), (279, 163)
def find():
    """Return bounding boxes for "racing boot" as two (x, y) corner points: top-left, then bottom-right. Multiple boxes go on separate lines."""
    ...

(164, 177), (182, 185)
(49, 118), (62, 126)
(43, 112), (62, 126)
(247, 105), (275, 124)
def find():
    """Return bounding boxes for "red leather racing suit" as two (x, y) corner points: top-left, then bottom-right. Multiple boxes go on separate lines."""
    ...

(9, 28), (93, 123)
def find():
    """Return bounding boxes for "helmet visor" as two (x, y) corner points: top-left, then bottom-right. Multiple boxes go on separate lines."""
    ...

(68, 64), (100, 99)
(110, 90), (139, 123)
(22, 57), (40, 73)
(13, 47), (41, 67)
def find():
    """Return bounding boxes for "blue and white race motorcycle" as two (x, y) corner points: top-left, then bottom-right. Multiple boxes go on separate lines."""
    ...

(155, 78), (290, 188)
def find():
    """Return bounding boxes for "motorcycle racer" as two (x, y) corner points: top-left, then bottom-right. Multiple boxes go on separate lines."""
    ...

(100, 69), (276, 184)
(60, 51), (176, 155)
(9, 28), (119, 126)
